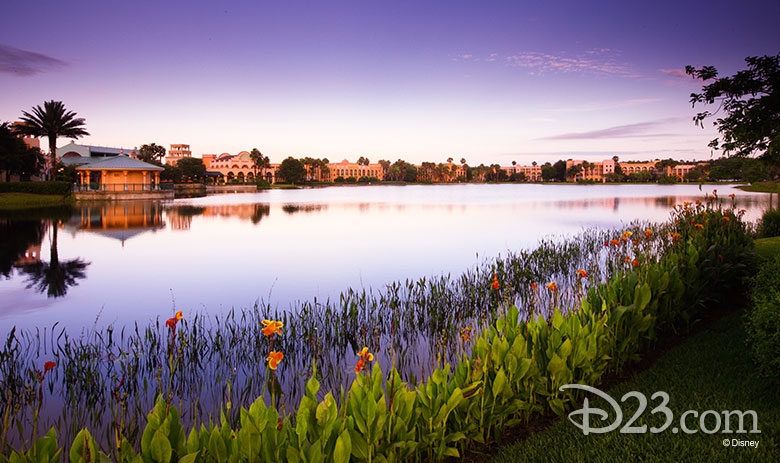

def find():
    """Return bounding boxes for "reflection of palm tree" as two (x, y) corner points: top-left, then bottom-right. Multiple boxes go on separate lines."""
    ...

(19, 221), (89, 298)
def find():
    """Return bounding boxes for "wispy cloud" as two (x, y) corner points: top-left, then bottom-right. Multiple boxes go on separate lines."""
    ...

(659, 68), (689, 79)
(0, 44), (66, 76)
(538, 118), (682, 140)
(504, 49), (639, 77)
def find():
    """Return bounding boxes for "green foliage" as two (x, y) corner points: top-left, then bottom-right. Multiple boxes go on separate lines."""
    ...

(177, 158), (206, 181)
(656, 175), (678, 184)
(0, 201), (755, 462)
(0, 123), (44, 180)
(758, 208), (780, 238)
(687, 54), (780, 167)
(0, 181), (72, 195)
(277, 157), (307, 184)
(745, 254), (780, 384)
(137, 144), (166, 164)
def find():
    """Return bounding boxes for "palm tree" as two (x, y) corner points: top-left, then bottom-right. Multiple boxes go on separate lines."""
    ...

(16, 101), (89, 180)
(18, 220), (89, 297)
(250, 148), (270, 178)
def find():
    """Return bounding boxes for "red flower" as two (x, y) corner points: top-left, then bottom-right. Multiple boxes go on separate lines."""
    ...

(354, 358), (366, 374)
(491, 273), (499, 290)
(576, 269), (588, 279)
(530, 282), (537, 291)
(43, 361), (56, 377)
(632, 259), (639, 267)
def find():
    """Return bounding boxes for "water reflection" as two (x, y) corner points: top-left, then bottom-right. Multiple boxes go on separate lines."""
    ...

(65, 202), (165, 244)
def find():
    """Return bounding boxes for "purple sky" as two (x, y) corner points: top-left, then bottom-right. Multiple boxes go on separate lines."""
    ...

(1, 0), (778, 164)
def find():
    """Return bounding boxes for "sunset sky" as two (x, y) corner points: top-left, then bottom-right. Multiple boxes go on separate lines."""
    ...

(1, 0), (778, 164)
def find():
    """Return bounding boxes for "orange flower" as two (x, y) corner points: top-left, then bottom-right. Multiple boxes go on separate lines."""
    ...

(695, 223), (704, 230)
(546, 282), (557, 292)
(530, 282), (537, 290)
(624, 256), (631, 263)
(166, 310), (183, 331)
(460, 326), (472, 342)
(266, 351), (283, 370)
(491, 273), (499, 290)
(43, 361), (56, 376)
(723, 216), (731, 222)
(610, 239), (620, 246)
(632, 259), (639, 267)
(620, 236), (628, 242)
(576, 269), (588, 279)
(622, 231), (633, 237)
(738, 209), (746, 216)
(354, 358), (366, 374)
(644, 228), (653, 238)
(358, 347), (374, 362)
(728, 193), (735, 198)
(262, 320), (284, 337)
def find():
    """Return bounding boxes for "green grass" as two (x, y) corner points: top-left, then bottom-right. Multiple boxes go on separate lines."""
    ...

(490, 311), (779, 462)
(755, 237), (780, 261)
(0, 192), (74, 210)
(736, 181), (780, 193)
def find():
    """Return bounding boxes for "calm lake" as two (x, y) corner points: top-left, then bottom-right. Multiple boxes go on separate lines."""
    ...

(0, 183), (770, 334)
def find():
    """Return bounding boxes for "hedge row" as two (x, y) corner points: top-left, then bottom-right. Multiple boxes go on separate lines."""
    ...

(0, 181), (72, 195)
(745, 253), (780, 383)
(0, 203), (754, 463)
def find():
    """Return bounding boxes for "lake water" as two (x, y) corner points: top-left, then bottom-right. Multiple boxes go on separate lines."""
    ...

(0, 183), (770, 334)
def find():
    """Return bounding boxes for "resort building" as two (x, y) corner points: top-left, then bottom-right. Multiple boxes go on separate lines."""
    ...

(502, 164), (543, 181)
(11, 121), (40, 150)
(329, 159), (386, 181)
(201, 151), (280, 183)
(667, 164), (700, 179)
(57, 142), (139, 165)
(74, 156), (164, 192)
(166, 144), (192, 165)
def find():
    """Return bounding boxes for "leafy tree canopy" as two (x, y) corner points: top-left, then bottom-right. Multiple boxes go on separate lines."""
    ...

(137, 143), (166, 164)
(277, 157), (307, 184)
(1, 122), (44, 180)
(687, 54), (779, 165)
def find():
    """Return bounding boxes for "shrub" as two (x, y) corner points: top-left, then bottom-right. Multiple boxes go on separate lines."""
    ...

(657, 175), (678, 184)
(255, 179), (271, 189)
(744, 254), (780, 383)
(0, 181), (72, 195)
(757, 208), (780, 237)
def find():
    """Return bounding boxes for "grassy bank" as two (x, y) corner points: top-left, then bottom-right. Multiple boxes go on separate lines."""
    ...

(490, 310), (779, 462)
(0, 192), (74, 210)
(737, 181), (780, 193)
(755, 237), (780, 260)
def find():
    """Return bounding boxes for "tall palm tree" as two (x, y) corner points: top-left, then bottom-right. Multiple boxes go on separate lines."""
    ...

(16, 101), (89, 180)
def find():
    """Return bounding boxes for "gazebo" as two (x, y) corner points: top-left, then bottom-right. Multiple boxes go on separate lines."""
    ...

(75, 156), (164, 192)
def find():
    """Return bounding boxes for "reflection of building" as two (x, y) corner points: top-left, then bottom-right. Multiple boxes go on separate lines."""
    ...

(14, 244), (42, 265)
(66, 203), (165, 245)
(166, 144), (192, 165)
